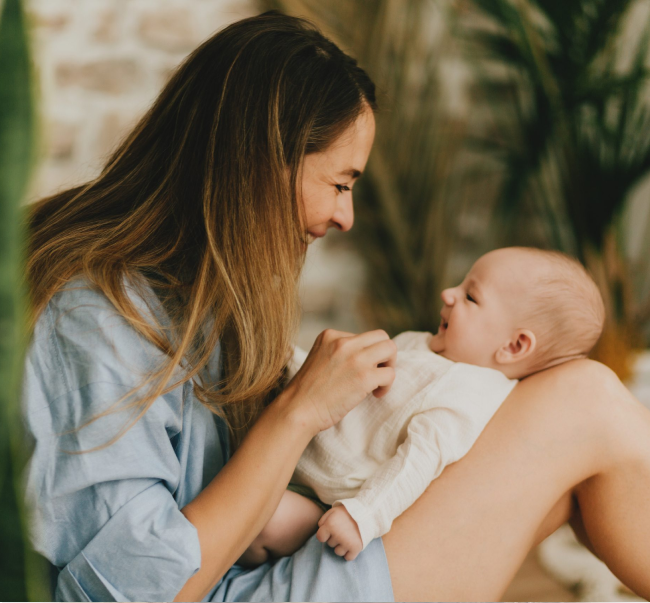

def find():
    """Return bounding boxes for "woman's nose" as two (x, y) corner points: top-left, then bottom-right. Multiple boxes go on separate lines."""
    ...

(331, 193), (354, 232)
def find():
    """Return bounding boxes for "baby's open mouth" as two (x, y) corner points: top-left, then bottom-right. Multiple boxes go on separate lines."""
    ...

(439, 318), (448, 331)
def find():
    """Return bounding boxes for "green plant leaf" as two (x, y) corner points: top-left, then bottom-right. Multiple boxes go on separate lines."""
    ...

(467, 0), (650, 339)
(0, 0), (47, 599)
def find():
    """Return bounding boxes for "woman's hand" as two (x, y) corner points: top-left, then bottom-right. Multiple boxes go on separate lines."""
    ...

(316, 505), (363, 561)
(281, 329), (397, 435)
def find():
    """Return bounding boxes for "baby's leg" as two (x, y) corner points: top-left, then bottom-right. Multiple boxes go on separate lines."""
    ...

(238, 489), (325, 567)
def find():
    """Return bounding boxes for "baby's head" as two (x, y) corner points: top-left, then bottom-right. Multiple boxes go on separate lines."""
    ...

(429, 247), (605, 379)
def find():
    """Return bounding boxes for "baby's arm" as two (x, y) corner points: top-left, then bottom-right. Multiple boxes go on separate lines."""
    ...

(293, 408), (447, 561)
(313, 409), (448, 561)
(238, 490), (325, 567)
(329, 363), (516, 554)
(333, 408), (450, 551)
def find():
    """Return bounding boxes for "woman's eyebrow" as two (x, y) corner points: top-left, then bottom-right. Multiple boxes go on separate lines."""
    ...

(338, 168), (362, 178)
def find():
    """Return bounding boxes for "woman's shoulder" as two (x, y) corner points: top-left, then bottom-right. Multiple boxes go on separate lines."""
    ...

(22, 276), (227, 581)
(25, 273), (186, 414)
(46, 273), (169, 342)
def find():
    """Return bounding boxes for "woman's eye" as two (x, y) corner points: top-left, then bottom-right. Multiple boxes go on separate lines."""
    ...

(466, 293), (477, 303)
(335, 184), (350, 193)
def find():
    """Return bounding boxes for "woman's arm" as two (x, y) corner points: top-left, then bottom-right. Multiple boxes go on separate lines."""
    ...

(176, 392), (314, 601)
(175, 329), (397, 602)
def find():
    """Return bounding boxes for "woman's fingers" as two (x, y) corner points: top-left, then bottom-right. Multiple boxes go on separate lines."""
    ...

(355, 338), (397, 397)
(371, 366), (397, 398)
(357, 337), (397, 366)
(318, 328), (357, 341)
(284, 328), (398, 433)
(320, 329), (393, 361)
(312, 328), (356, 350)
(345, 328), (392, 348)
(331, 335), (396, 396)
(374, 351), (397, 398)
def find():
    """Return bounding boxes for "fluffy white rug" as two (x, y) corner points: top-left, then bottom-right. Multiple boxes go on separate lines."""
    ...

(537, 524), (644, 602)
(537, 352), (650, 601)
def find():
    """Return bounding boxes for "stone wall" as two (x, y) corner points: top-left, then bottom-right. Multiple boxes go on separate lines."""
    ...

(26, 0), (365, 350)
(28, 0), (255, 198)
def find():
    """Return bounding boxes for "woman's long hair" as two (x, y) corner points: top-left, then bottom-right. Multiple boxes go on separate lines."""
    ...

(26, 11), (376, 448)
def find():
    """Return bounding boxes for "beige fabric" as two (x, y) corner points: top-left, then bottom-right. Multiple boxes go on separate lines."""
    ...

(290, 331), (518, 549)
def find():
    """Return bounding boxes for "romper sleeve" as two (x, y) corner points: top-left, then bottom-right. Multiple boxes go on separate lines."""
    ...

(335, 362), (518, 548)
(286, 345), (308, 380)
(21, 279), (203, 602)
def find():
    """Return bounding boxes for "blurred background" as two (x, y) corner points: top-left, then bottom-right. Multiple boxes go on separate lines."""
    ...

(2, 0), (650, 600)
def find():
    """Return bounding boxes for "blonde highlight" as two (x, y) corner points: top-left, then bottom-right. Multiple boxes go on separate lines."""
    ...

(26, 12), (376, 450)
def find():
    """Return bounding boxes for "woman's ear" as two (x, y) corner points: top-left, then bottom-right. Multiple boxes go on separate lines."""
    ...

(495, 329), (536, 365)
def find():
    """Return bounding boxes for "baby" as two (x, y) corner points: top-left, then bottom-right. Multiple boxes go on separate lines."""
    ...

(239, 247), (605, 566)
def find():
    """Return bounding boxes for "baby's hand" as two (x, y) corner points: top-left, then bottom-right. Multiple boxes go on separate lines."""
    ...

(316, 505), (363, 561)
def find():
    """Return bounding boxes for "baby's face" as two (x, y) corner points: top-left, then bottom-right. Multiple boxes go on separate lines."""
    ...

(429, 249), (527, 368)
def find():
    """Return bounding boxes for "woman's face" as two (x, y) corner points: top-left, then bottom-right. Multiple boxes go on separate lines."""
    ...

(300, 107), (376, 243)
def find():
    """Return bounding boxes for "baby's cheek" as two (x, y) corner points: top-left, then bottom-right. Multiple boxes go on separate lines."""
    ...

(447, 329), (473, 361)
(429, 333), (443, 353)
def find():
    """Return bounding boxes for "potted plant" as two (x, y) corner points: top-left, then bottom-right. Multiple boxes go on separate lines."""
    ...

(463, 0), (650, 379)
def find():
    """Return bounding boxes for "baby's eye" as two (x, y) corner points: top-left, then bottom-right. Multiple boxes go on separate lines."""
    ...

(466, 293), (477, 303)
(335, 184), (350, 193)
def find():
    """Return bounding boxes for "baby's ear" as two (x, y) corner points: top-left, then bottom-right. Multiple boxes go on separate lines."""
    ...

(495, 329), (536, 365)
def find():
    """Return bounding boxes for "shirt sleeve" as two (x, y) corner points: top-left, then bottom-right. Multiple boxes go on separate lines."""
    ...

(22, 280), (202, 602)
(335, 362), (518, 548)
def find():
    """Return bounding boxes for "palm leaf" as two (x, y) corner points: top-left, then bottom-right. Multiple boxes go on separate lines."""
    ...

(465, 0), (650, 341)
(0, 0), (47, 599)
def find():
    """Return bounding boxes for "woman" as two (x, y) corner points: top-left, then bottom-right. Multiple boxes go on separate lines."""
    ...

(23, 11), (650, 602)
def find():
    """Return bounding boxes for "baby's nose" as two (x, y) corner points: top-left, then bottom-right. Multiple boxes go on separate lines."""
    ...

(441, 288), (455, 305)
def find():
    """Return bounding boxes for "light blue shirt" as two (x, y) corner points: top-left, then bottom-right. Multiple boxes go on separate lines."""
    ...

(22, 276), (228, 601)
(21, 275), (395, 603)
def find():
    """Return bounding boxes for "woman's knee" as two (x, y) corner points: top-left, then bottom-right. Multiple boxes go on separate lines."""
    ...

(570, 359), (646, 419)
(547, 358), (650, 465)
(506, 357), (648, 475)
(528, 358), (630, 419)
(544, 357), (616, 393)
